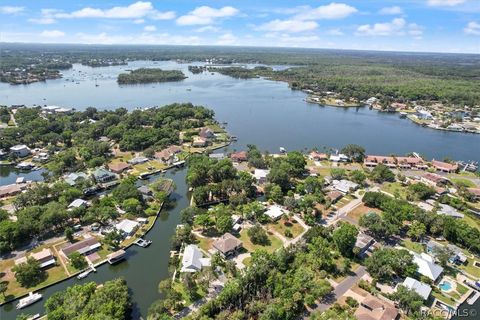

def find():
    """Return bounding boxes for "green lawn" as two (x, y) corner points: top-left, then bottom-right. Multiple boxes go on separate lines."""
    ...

(195, 236), (213, 253)
(381, 182), (408, 200)
(267, 218), (305, 239)
(401, 239), (424, 253)
(462, 213), (480, 230)
(432, 290), (457, 306)
(239, 229), (283, 253)
(450, 177), (477, 188)
(459, 258), (480, 278)
(172, 280), (206, 306)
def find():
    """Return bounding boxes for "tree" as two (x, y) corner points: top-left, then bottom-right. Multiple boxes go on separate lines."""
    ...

(12, 258), (46, 288)
(350, 170), (367, 185)
(392, 285), (424, 316)
(265, 184), (283, 204)
(332, 223), (358, 257)
(195, 213), (214, 231)
(69, 252), (88, 270)
(359, 212), (398, 240)
(365, 248), (416, 283)
(407, 221), (426, 241)
(330, 168), (346, 180)
(247, 225), (269, 245)
(64, 227), (74, 242)
(370, 164), (395, 183)
(0, 280), (8, 297)
(341, 144), (365, 162)
(216, 214), (233, 234)
(103, 230), (123, 250)
(407, 183), (436, 201)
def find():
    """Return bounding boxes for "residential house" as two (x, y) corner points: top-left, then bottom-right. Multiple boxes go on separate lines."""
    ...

(364, 155), (396, 168)
(401, 277), (432, 300)
(427, 240), (467, 265)
(253, 169), (270, 184)
(432, 160), (458, 173)
(332, 179), (359, 194)
(309, 151), (328, 161)
(128, 156), (149, 165)
(213, 233), (243, 258)
(115, 219), (140, 237)
(230, 151), (248, 162)
(32, 152), (49, 162)
(10, 144), (31, 157)
(107, 162), (131, 174)
(138, 185), (153, 197)
(412, 252), (444, 282)
(209, 153), (225, 160)
(68, 199), (88, 209)
(421, 173), (449, 187)
(92, 168), (117, 183)
(15, 248), (56, 269)
(354, 294), (399, 320)
(326, 190), (343, 203)
(0, 184), (24, 198)
(265, 204), (285, 221)
(437, 204), (464, 219)
(155, 145), (182, 164)
(180, 244), (211, 273)
(60, 237), (101, 259)
(192, 136), (208, 147)
(467, 188), (480, 201)
(417, 110), (433, 120)
(198, 127), (215, 140)
(329, 153), (349, 162)
(64, 172), (89, 186)
(355, 233), (375, 257)
(395, 156), (427, 170)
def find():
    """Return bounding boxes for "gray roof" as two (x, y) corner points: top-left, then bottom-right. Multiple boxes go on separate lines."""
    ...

(437, 204), (464, 218)
(402, 277), (432, 300)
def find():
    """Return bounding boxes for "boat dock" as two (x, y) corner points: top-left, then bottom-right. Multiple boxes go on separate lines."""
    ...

(133, 238), (152, 247)
(467, 290), (480, 305)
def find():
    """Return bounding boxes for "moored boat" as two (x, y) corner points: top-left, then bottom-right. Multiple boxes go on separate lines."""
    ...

(16, 292), (42, 309)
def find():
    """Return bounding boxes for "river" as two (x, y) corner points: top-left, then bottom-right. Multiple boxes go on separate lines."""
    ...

(0, 61), (479, 319)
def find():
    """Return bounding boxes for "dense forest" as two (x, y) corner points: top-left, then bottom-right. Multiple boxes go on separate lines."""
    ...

(117, 68), (187, 84)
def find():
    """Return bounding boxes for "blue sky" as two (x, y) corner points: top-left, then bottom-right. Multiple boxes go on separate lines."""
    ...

(1, 1), (479, 53)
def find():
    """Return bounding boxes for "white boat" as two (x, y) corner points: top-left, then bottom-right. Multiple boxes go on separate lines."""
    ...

(27, 313), (41, 320)
(279, 147), (286, 153)
(16, 292), (42, 309)
(133, 238), (152, 247)
(77, 267), (94, 279)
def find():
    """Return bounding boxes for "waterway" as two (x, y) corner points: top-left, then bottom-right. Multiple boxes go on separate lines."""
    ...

(1, 60), (479, 319)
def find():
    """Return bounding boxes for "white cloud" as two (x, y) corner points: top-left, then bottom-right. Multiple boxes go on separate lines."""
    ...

(356, 19), (424, 37)
(408, 23), (424, 37)
(133, 19), (145, 24)
(0, 6), (24, 14)
(195, 26), (221, 33)
(150, 10), (176, 20)
(293, 3), (357, 20)
(40, 30), (65, 38)
(259, 19), (318, 33)
(379, 6), (403, 15)
(216, 33), (238, 45)
(265, 33), (321, 47)
(29, 17), (56, 25)
(327, 28), (344, 36)
(176, 6), (239, 25)
(427, 0), (465, 6)
(144, 25), (156, 32)
(464, 21), (480, 35)
(74, 32), (202, 45)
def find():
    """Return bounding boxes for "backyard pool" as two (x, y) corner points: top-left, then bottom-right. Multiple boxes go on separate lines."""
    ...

(440, 281), (453, 291)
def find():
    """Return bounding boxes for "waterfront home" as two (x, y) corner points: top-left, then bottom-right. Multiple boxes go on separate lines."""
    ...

(230, 151), (248, 162)
(155, 145), (182, 163)
(396, 156), (427, 169)
(431, 160), (458, 173)
(115, 219), (140, 237)
(437, 203), (464, 219)
(354, 294), (399, 320)
(309, 151), (328, 161)
(138, 185), (153, 197)
(15, 248), (56, 269)
(416, 110), (433, 120)
(401, 277), (432, 300)
(421, 173), (449, 187)
(198, 127), (215, 140)
(467, 188), (480, 201)
(128, 156), (149, 165)
(213, 233), (243, 258)
(329, 153), (349, 162)
(209, 153), (225, 160)
(10, 144), (31, 158)
(92, 168), (117, 183)
(265, 204), (285, 221)
(364, 155), (396, 168)
(0, 184), (24, 198)
(326, 190), (343, 203)
(366, 97), (378, 105)
(107, 162), (131, 174)
(253, 169), (270, 184)
(355, 233), (375, 257)
(64, 172), (89, 186)
(391, 102), (408, 111)
(426, 240), (467, 265)
(412, 252), (444, 282)
(32, 152), (49, 162)
(180, 244), (211, 273)
(68, 198), (88, 209)
(41, 105), (60, 114)
(60, 237), (101, 259)
(192, 136), (208, 147)
(332, 179), (359, 194)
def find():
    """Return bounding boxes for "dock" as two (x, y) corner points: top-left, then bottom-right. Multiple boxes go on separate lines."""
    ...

(467, 291), (480, 305)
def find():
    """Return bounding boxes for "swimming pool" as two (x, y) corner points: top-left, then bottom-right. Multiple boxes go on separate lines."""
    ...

(440, 281), (453, 291)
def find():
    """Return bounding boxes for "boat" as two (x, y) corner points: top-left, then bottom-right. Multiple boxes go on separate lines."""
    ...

(279, 147), (287, 153)
(27, 314), (41, 320)
(16, 292), (43, 309)
(399, 112), (407, 118)
(133, 238), (152, 247)
(77, 266), (95, 279)
(107, 249), (126, 264)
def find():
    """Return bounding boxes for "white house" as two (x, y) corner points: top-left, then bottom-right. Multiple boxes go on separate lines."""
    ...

(412, 252), (444, 281)
(68, 199), (88, 209)
(10, 145), (31, 157)
(332, 179), (359, 194)
(265, 205), (285, 221)
(329, 153), (349, 162)
(181, 244), (211, 273)
(402, 277), (432, 300)
(115, 219), (139, 237)
(253, 169), (270, 184)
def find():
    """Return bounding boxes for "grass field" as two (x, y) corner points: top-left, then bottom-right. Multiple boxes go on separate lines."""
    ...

(401, 239), (424, 253)
(267, 218), (305, 239)
(346, 204), (381, 224)
(195, 236), (213, 253)
(239, 229), (283, 253)
(381, 182), (408, 199)
(449, 177), (477, 188)
(459, 258), (480, 278)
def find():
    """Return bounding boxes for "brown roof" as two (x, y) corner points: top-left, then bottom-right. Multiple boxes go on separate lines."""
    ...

(355, 295), (399, 320)
(310, 151), (328, 160)
(198, 127), (214, 138)
(395, 156), (423, 165)
(0, 184), (23, 197)
(422, 173), (448, 184)
(155, 145), (182, 160)
(61, 237), (100, 256)
(107, 162), (130, 173)
(468, 188), (480, 197)
(432, 160), (458, 172)
(213, 233), (242, 254)
(327, 190), (343, 202)
(364, 155), (396, 164)
(230, 151), (248, 162)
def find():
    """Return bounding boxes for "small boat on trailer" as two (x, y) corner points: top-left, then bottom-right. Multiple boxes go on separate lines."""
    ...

(16, 292), (42, 309)
(133, 238), (152, 247)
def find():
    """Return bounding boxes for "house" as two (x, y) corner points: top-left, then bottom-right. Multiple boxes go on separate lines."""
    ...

(354, 294), (399, 320)
(68, 199), (88, 209)
(128, 156), (149, 165)
(428, 240), (468, 265)
(332, 179), (359, 194)
(192, 136), (208, 147)
(155, 145), (182, 163)
(16, 177), (25, 184)
(230, 151), (248, 162)
(209, 153), (225, 160)
(421, 173), (449, 187)
(437, 204), (464, 219)
(417, 110), (433, 120)
(412, 252), (443, 281)
(60, 237), (101, 259)
(180, 244), (211, 273)
(431, 160), (458, 173)
(115, 219), (140, 237)
(253, 169), (270, 184)
(10, 144), (31, 157)
(213, 233), (243, 258)
(396, 156), (427, 170)
(329, 153), (349, 162)
(309, 151), (328, 161)
(326, 190), (343, 203)
(107, 162), (131, 174)
(355, 233), (375, 256)
(467, 188), (480, 201)
(401, 277), (432, 300)
(15, 248), (56, 269)
(64, 172), (89, 186)
(32, 152), (49, 162)
(364, 155), (396, 168)
(92, 168), (117, 183)
(137, 185), (153, 197)
(265, 205), (285, 221)
(0, 184), (24, 198)
(198, 127), (215, 140)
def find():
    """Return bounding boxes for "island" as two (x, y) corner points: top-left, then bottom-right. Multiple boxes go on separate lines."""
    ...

(117, 68), (187, 84)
